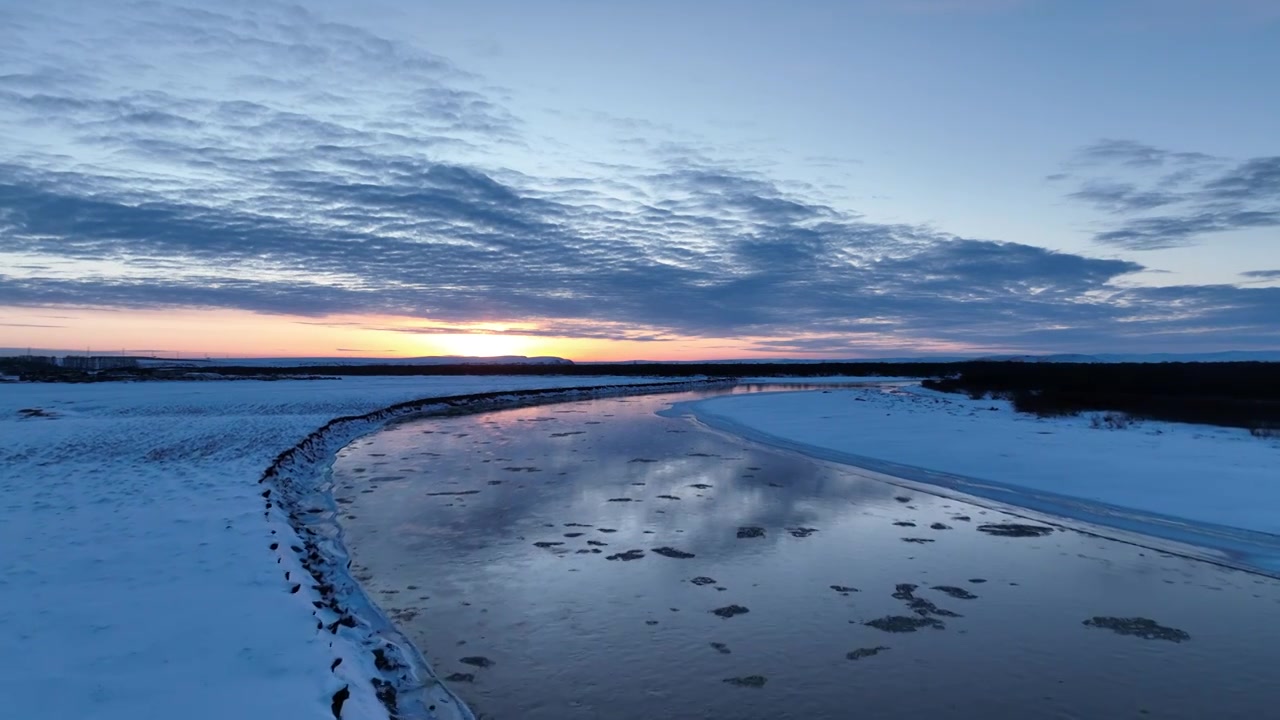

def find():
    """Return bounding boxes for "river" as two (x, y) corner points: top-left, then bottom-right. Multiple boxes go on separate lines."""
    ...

(331, 385), (1280, 720)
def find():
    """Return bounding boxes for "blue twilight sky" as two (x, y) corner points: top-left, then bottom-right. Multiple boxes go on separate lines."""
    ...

(0, 0), (1276, 358)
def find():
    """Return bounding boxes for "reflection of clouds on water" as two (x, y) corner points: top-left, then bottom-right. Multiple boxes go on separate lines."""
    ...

(336, 391), (907, 563)
(333, 387), (1280, 720)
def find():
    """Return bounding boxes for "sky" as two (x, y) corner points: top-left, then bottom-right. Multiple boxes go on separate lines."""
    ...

(0, 0), (1277, 361)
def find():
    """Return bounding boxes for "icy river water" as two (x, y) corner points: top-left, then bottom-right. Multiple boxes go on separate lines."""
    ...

(332, 385), (1280, 720)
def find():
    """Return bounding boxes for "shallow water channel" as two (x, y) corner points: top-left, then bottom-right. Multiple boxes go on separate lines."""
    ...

(332, 386), (1280, 720)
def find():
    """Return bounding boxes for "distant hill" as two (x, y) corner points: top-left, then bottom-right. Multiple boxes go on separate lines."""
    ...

(11, 349), (1279, 370)
(1091, 351), (1280, 363)
(587, 357), (977, 365)
(974, 354), (1104, 363)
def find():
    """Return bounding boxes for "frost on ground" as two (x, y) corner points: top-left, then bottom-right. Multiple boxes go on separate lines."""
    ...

(0, 376), (671, 720)
(682, 385), (1280, 570)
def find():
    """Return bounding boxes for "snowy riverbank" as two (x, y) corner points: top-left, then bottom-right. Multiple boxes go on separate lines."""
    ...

(0, 376), (700, 720)
(678, 384), (1280, 573)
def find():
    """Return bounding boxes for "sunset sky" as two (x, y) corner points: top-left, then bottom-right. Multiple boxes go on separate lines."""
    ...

(1, 0), (1277, 360)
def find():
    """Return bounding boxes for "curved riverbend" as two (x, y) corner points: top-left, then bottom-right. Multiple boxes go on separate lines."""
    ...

(333, 388), (1280, 720)
(256, 379), (733, 720)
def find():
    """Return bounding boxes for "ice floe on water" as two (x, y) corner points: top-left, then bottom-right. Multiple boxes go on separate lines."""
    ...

(332, 388), (1280, 720)
(8, 375), (1277, 720)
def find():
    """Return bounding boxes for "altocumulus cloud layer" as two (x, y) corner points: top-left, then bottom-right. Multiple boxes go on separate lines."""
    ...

(0, 0), (1276, 353)
(1055, 139), (1280, 252)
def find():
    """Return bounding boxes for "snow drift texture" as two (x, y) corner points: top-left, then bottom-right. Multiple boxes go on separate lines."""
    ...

(0, 376), (723, 720)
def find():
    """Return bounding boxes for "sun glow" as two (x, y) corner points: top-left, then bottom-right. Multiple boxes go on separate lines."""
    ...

(0, 308), (990, 362)
(422, 332), (537, 358)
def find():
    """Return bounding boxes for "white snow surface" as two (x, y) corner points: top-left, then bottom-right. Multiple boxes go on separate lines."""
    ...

(682, 385), (1280, 569)
(0, 376), (666, 720)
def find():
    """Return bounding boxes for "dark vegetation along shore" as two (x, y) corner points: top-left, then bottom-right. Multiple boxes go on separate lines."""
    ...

(6, 354), (1277, 433)
(921, 362), (1280, 432)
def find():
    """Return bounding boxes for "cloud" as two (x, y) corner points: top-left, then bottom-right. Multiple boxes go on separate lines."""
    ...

(1057, 140), (1279, 250)
(0, 148), (1169, 350)
(1204, 157), (1280, 202)
(1067, 181), (1179, 213)
(0, 1), (1275, 354)
(1093, 210), (1280, 250)
(1242, 269), (1280, 280)
(1074, 139), (1217, 169)
(372, 321), (679, 343)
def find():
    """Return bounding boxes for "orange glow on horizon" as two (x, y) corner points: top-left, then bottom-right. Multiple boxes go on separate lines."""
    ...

(0, 307), (980, 362)
(419, 333), (537, 358)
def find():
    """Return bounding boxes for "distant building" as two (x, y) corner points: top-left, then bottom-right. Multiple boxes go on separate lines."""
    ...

(61, 356), (141, 371)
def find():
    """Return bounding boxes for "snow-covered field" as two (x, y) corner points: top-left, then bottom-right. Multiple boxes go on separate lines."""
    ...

(7, 375), (1277, 719)
(0, 376), (671, 720)
(680, 384), (1280, 572)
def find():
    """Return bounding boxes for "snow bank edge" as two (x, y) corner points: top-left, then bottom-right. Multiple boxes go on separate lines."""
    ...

(258, 379), (735, 719)
(671, 393), (1280, 578)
